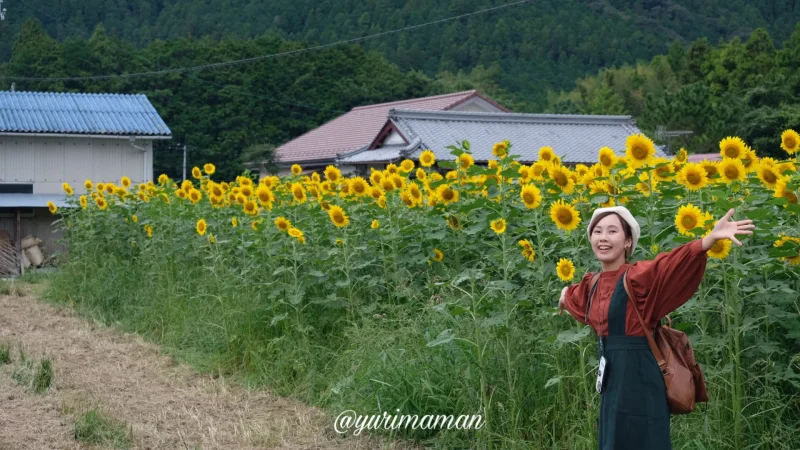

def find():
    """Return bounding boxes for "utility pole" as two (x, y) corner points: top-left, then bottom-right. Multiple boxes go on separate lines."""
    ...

(182, 143), (187, 181)
(0, 0), (7, 21)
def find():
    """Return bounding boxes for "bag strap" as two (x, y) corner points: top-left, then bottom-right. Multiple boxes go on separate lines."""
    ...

(584, 272), (602, 323)
(623, 268), (668, 372)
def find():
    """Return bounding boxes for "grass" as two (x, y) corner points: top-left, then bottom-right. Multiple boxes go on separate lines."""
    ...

(11, 347), (54, 394)
(73, 409), (132, 449)
(0, 342), (10, 365)
(0, 279), (23, 296)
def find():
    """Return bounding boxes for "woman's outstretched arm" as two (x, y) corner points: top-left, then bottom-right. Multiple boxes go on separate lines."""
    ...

(629, 208), (755, 322)
(558, 272), (595, 324)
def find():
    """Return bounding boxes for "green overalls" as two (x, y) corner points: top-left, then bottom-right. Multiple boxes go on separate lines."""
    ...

(596, 275), (671, 449)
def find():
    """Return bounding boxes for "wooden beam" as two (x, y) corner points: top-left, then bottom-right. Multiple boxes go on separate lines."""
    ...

(15, 208), (22, 276)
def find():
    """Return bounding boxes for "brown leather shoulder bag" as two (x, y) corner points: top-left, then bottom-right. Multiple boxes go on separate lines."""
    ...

(622, 268), (709, 414)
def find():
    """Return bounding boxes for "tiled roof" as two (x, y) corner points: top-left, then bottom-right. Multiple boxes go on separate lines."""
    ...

(276, 90), (505, 163)
(688, 153), (721, 162)
(0, 91), (171, 136)
(346, 109), (665, 164)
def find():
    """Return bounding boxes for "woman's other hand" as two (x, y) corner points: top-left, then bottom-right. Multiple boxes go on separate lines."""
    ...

(702, 208), (756, 250)
(558, 286), (568, 315)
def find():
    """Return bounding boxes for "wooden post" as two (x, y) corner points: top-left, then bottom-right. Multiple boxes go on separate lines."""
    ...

(15, 208), (22, 276)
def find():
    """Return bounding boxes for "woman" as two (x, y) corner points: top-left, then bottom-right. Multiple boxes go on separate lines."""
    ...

(558, 206), (755, 449)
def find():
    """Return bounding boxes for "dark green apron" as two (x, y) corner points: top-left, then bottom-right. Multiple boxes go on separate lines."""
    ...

(597, 275), (671, 449)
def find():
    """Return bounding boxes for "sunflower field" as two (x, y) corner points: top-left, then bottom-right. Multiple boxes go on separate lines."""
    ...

(49, 130), (800, 449)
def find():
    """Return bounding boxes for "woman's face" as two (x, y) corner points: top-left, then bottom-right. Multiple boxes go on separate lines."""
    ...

(590, 214), (631, 264)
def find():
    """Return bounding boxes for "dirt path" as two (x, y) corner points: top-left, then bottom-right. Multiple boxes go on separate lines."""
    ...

(0, 285), (409, 450)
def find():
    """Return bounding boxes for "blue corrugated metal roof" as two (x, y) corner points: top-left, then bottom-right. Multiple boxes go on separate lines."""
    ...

(0, 194), (70, 208)
(0, 91), (171, 136)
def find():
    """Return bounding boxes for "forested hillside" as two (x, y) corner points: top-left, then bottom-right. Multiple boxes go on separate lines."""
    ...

(1, 0), (799, 107)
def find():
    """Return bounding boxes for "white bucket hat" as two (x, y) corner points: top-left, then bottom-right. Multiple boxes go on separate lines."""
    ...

(587, 206), (641, 257)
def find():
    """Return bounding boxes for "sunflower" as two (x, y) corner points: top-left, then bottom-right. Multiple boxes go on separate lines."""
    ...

(131, 214), (138, 224)
(707, 239), (732, 260)
(231, 217), (238, 227)
(377, 196), (387, 209)
(400, 191), (415, 208)
(675, 204), (704, 237)
(350, 177), (369, 196)
(188, 189), (202, 204)
(77, 195), (87, 209)
(144, 224), (153, 238)
(549, 199), (581, 231)
(192, 167), (202, 179)
(774, 178), (798, 205)
(488, 159), (499, 170)
(518, 239), (535, 262)
(238, 176), (253, 188)
(243, 200), (259, 216)
(157, 174), (169, 185)
(458, 153), (474, 170)
(429, 172), (444, 183)
(105, 183), (116, 194)
(675, 148), (688, 164)
(201, 163), (215, 175)
(328, 205), (349, 228)
(589, 163), (607, 179)
(547, 164), (575, 194)
(286, 164), (301, 176)
(780, 129), (799, 155)
(445, 170), (458, 180)
(677, 163), (709, 191)
(385, 163), (399, 175)
(288, 227), (303, 239)
(598, 147), (617, 168)
(251, 220), (262, 231)
(274, 217), (291, 232)
(209, 183), (224, 198)
(415, 168), (427, 182)
(774, 235), (800, 265)
(492, 140), (509, 158)
(539, 146), (555, 162)
(47, 201), (57, 214)
(291, 183), (307, 203)
(196, 219), (207, 236)
(407, 182), (423, 204)
(490, 218), (507, 235)
(371, 219), (380, 229)
(319, 165), (339, 183)
(719, 136), (746, 159)
(699, 160), (718, 179)
(625, 134), (656, 168)
(757, 163), (782, 189)
(433, 248), (444, 262)
(530, 161), (548, 181)
(636, 172), (657, 196)
(419, 150), (436, 167)
(437, 184), (459, 204)
(556, 258), (575, 282)
(118, 176), (130, 189)
(95, 197), (108, 210)
(742, 148), (759, 173)
(718, 158), (747, 183)
(520, 184), (542, 209)
(400, 159), (415, 173)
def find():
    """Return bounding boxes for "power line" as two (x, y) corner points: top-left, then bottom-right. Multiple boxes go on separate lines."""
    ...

(0, 0), (533, 82)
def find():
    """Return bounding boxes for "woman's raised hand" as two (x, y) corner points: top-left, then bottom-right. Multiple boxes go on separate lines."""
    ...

(703, 208), (756, 249)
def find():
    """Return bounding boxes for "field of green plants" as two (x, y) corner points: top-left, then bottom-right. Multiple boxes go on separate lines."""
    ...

(48, 131), (800, 449)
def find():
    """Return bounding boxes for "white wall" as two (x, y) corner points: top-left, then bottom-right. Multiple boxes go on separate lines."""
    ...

(0, 135), (155, 194)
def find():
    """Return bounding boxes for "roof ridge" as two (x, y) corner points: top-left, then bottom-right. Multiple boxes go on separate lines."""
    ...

(390, 109), (634, 124)
(351, 90), (477, 111)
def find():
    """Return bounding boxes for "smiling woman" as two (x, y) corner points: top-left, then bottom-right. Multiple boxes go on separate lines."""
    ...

(558, 205), (755, 450)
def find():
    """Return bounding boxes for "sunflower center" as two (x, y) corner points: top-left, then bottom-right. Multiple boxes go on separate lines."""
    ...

(559, 265), (570, 276)
(724, 146), (739, 158)
(763, 170), (777, 184)
(785, 137), (797, 149)
(681, 215), (697, 229)
(711, 241), (724, 253)
(333, 213), (344, 223)
(522, 192), (534, 204)
(600, 155), (611, 166)
(553, 172), (568, 187)
(443, 190), (454, 201)
(786, 192), (798, 204)
(686, 172), (701, 185)
(354, 183), (365, 194)
(724, 166), (740, 179)
(633, 145), (648, 159)
(557, 209), (572, 224)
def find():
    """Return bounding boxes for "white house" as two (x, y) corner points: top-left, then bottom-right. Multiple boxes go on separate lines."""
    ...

(0, 91), (171, 274)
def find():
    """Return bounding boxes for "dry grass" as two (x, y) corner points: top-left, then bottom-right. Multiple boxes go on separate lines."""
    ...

(0, 287), (417, 450)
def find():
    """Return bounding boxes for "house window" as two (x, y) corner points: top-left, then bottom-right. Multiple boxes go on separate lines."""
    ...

(0, 184), (34, 194)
